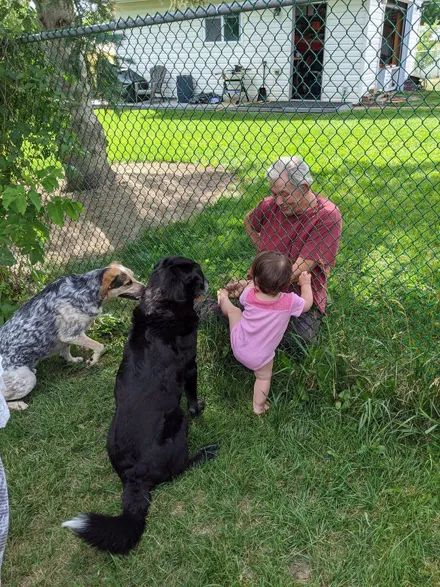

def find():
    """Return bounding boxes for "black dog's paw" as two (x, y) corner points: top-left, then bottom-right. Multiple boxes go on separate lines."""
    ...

(200, 443), (219, 460)
(189, 399), (205, 418)
(189, 444), (219, 468)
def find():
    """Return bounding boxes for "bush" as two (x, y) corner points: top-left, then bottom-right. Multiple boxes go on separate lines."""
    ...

(0, 3), (82, 321)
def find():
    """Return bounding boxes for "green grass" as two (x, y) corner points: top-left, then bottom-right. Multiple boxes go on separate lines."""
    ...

(2, 318), (439, 586)
(88, 107), (440, 422)
(98, 107), (440, 171)
(3, 107), (439, 584)
(406, 88), (440, 106)
(425, 79), (440, 93)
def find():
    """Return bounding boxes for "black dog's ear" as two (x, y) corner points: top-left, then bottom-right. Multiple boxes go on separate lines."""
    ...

(149, 260), (187, 303)
(162, 267), (187, 303)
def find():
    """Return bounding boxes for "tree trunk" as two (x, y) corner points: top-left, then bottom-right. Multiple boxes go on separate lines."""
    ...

(35, 0), (116, 191)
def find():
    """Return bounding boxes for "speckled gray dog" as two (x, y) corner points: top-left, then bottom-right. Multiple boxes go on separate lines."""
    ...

(0, 264), (144, 411)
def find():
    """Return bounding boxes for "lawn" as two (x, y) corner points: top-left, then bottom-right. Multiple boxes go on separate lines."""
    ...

(2, 107), (439, 585)
(2, 318), (439, 586)
(94, 106), (439, 421)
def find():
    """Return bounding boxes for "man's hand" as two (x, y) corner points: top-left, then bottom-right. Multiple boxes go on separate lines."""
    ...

(225, 279), (250, 299)
(291, 258), (317, 283)
(298, 271), (312, 287)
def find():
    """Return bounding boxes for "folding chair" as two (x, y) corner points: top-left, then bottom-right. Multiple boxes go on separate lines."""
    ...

(149, 65), (167, 102)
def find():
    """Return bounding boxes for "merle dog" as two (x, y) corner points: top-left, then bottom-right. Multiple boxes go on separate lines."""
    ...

(0, 264), (143, 410)
(63, 257), (218, 554)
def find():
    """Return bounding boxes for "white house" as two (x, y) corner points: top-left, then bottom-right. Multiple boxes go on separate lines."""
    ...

(113, 0), (423, 103)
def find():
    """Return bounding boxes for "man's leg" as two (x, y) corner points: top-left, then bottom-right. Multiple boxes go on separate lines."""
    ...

(279, 307), (323, 360)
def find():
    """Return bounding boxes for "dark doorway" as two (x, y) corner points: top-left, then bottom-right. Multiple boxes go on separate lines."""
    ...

(292, 3), (327, 100)
(380, 0), (408, 67)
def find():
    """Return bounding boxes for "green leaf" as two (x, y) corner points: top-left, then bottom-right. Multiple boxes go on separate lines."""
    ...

(0, 246), (16, 266)
(64, 200), (83, 220)
(1, 186), (19, 210)
(0, 302), (17, 324)
(41, 175), (60, 192)
(33, 219), (49, 240)
(47, 200), (65, 226)
(28, 189), (42, 211)
(1, 185), (27, 214)
(29, 247), (45, 264)
(14, 190), (27, 215)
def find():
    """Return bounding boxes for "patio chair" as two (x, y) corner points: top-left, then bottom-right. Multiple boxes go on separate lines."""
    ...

(222, 65), (249, 103)
(148, 65), (167, 102)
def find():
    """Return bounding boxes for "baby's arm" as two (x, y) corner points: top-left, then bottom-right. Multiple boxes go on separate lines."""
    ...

(298, 271), (313, 312)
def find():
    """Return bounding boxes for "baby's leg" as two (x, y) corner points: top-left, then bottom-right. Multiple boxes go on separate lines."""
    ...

(217, 289), (242, 330)
(253, 361), (273, 415)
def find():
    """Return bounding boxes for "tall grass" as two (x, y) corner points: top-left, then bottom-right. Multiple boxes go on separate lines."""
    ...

(57, 108), (440, 431)
(2, 108), (439, 585)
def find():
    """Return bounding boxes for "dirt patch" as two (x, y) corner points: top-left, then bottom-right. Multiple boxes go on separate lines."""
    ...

(289, 558), (312, 584)
(47, 162), (237, 264)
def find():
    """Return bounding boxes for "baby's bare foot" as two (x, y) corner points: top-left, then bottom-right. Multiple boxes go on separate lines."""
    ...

(253, 402), (270, 415)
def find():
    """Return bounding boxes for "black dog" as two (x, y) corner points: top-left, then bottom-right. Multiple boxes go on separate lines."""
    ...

(63, 257), (218, 554)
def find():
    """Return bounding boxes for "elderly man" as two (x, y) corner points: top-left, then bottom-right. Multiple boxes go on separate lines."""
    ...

(226, 156), (342, 354)
(198, 155), (342, 357)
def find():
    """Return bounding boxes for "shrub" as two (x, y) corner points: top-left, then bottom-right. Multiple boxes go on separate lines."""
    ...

(0, 2), (82, 321)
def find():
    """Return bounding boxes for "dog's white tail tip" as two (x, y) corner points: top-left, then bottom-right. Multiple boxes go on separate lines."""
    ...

(62, 514), (88, 531)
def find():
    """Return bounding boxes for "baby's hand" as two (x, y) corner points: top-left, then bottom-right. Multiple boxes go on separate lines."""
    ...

(217, 288), (229, 305)
(298, 271), (311, 287)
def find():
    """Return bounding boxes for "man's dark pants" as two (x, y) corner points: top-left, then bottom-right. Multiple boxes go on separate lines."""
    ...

(196, 298), (322, 360)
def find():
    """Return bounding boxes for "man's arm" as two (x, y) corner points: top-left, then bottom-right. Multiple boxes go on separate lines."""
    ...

(291, 257), (317, 283)
(244, 213), (260, 248)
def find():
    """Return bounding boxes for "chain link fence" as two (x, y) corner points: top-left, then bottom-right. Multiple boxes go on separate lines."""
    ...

(16, 0), (439, 317)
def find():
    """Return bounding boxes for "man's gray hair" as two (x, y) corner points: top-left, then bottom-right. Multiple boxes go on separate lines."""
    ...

(267, 156), (313, 187)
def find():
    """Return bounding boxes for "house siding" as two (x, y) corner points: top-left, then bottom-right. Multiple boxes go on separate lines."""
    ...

(116, 7), (293, 101)
(359, 0), (387, 95)
(398, 0), (423, 86)
(114, 0), (421, 103)
(320, 0), (370, 102)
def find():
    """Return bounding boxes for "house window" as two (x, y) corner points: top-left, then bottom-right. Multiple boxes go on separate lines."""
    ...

(380, 0), (408, 66)
(205, 14), (240, 42)
(206, 17), (222, 42)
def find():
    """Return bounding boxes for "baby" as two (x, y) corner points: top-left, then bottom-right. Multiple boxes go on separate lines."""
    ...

(217, 251), (313, 414)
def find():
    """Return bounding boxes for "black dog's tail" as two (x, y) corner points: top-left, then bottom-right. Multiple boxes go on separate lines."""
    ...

(62, 479), (151, 555)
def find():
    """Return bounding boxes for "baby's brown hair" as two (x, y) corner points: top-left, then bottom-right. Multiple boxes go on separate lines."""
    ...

(249, 251), (292, 296)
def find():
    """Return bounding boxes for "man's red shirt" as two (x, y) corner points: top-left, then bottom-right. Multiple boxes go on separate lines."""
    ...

(248, 196), (342, 313)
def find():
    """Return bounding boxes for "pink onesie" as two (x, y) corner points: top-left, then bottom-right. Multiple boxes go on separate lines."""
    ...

(230, 286), (305, 371)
